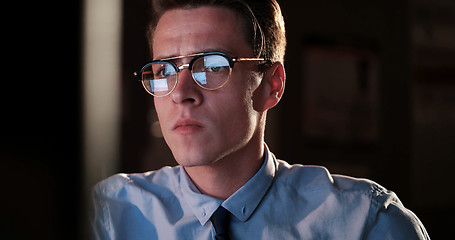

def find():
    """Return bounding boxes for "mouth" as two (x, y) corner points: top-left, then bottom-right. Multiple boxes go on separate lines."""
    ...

(173, 118), (204, 135)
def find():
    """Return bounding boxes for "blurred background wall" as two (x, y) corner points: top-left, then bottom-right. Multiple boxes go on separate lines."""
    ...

(1, 0), (454, 239)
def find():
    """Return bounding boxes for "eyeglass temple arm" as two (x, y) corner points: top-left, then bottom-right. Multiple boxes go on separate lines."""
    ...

(234, 57), (272, 66)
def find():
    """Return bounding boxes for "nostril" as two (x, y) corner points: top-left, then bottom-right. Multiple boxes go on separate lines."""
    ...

(171, 84), (202, 105)
(183, 97), (196, 103)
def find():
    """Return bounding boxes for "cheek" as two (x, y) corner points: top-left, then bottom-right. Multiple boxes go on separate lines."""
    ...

(232, 73), (262, 117)
(153, 98), (169, 130)
(226, 70), (260, 102)
(213, 77), (259, 130)
(153, 98), (162, 118)
(215, 78), (253, 113)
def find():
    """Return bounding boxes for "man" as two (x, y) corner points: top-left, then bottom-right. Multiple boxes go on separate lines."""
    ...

(92, 0), (429, 239)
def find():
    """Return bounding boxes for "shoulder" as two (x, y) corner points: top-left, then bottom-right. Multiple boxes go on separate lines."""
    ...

(273, 159), (400, 213)
(274, 159), (429, 239)
(93, 165), (181, 200)
(274, 159), (384, 195)
(91, 166), (184, 238)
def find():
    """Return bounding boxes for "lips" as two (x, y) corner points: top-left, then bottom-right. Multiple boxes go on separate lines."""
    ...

(172, 118), (204, 135)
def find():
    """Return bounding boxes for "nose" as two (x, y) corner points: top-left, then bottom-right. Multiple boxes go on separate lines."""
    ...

(171, 66), (203, 105)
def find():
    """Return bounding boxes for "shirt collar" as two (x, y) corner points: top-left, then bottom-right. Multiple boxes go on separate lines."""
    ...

(179, 144), (277, 225)
(179, 167), (222, 225)
(222, 145), (276, 222)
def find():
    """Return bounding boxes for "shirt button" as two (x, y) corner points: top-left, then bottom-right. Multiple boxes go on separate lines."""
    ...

(202, 210), (206, 217)
(241, 206), (246, 215)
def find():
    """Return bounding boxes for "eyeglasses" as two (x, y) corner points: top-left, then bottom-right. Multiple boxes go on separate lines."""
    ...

(134, 52), (269, 97)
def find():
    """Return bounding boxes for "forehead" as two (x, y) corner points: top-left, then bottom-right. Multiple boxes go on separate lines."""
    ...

(152, 6), (252, 59)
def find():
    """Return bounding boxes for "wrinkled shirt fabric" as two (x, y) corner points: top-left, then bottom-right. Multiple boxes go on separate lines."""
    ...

(92, 148), (429, 239)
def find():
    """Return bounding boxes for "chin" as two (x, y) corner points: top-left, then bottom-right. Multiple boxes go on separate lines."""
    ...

(172, 146), (230, 168)
(172, 150), (211, 167)
(175, 157), (213, 168)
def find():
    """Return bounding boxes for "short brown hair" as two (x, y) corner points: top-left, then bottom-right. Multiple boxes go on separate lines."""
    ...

(147, 0), (286, 63)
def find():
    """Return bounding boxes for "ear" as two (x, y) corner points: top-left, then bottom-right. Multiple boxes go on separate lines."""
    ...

(260, 62), (285, 111)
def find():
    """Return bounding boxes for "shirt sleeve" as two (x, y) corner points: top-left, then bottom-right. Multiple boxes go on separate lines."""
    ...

(364, 196), (430, 240)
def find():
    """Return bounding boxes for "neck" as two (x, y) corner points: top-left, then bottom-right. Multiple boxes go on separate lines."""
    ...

(184, 139), (265, 200)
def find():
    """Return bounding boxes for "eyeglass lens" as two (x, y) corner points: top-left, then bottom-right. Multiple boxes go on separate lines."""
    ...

(141, 54), (231, 97)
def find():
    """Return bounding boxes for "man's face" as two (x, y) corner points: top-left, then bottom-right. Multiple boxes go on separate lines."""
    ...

(152, 7), (265, 167)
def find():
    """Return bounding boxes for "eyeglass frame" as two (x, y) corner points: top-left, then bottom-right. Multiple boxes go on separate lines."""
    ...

(134, 51), (271, 97)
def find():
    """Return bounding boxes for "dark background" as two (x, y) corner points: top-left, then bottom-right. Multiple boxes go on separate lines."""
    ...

(2, 0), (454, 239)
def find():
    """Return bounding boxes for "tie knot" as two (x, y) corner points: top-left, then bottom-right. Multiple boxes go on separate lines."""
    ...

(210, 206), (231, 240)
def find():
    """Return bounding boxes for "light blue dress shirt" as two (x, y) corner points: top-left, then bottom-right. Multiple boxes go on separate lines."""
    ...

(92, 147), (429, 239)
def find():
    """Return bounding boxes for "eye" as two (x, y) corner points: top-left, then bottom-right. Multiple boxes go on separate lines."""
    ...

(206, 65), (226, 72)
(202, 55), (230, 73)
(156, 68), (169, 77)
(153, 63), (176, 78)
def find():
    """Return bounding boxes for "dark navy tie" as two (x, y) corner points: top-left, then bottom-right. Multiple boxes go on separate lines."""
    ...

(210, 206), (231, 240)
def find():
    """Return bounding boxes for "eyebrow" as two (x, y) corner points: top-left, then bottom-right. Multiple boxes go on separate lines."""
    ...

(153, 48), (235, 61)
(158, 52), (206, 61)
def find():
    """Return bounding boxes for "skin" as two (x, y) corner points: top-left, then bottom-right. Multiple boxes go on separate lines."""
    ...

(152, 6), (285, 200)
